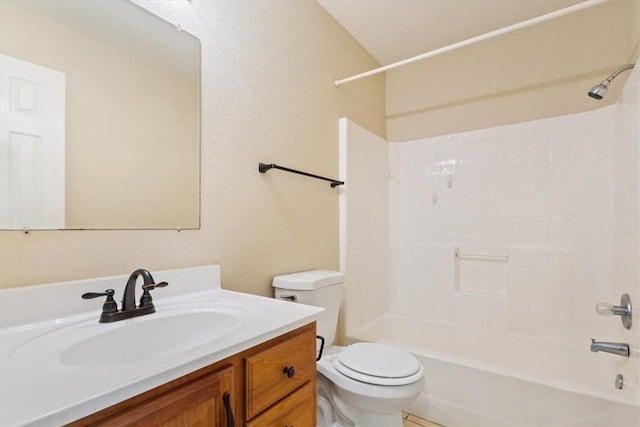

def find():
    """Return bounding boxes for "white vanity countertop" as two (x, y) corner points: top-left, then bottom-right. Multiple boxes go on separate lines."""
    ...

(0, 265), (323, 427)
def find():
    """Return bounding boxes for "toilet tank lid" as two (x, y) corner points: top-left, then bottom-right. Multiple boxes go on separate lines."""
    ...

(272, 270), (344, 290)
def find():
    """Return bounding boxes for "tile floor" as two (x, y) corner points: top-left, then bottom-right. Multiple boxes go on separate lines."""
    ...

(402, 412), (444, 427)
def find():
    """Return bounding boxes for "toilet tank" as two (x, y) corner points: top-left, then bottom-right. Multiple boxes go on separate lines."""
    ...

(272, 270), (344, 346)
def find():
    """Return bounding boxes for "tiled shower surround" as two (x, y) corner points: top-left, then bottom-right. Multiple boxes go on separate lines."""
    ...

(385, 67), (639, 348)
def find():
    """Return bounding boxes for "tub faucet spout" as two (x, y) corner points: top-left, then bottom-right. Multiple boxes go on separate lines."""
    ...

(590, 339), (629, 357)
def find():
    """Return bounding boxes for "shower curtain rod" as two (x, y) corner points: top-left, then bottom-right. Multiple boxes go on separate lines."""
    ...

(334, 0), (608, 87)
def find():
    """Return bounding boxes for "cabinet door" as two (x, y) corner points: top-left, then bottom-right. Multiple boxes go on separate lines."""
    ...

(68, 365), (236, 427)
(245, 382), (315, 427)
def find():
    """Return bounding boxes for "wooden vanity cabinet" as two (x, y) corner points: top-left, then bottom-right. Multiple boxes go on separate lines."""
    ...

(67, 323), (316, 427)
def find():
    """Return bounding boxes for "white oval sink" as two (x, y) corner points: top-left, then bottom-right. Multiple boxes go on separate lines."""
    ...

(61, 311), (239, 367)
(10, 302), (247, 367)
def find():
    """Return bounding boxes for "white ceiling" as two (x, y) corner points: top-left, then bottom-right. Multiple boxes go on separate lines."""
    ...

(317, 0), (582, 65)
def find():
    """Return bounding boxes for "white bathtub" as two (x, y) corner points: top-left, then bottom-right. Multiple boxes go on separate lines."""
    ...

(347, 314), (639, 427)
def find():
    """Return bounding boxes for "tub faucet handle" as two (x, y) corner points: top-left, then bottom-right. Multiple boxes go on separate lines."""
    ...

(595, 294), (632, 329)
(596, 302), (615, 315)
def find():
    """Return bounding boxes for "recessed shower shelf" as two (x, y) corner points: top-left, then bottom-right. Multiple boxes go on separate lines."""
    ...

(454, 247), (508, 262)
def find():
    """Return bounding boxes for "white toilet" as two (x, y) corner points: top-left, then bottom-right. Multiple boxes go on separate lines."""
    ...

(273, 270), (424, 427)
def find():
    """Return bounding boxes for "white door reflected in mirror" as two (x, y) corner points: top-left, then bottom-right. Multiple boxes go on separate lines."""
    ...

(0, 54), (65, 229)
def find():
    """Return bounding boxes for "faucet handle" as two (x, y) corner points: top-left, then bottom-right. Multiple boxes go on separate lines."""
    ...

(139, 281), (169, 308)
(141, 281), (169, 291)
(82, 289), (118, 314)
(595, 294), (633, 330)
(82, 289), (115, 299)
(596, 302), (616, 316)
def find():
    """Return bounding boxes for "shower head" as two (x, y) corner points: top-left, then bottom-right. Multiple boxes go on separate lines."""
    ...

(588, 63), (635, 100)
(587, 82), (609, 100)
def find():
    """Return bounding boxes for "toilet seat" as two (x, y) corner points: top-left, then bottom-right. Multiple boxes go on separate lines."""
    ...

(333, 343), (423, 386)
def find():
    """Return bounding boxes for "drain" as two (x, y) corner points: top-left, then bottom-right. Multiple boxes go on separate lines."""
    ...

(615, 374), (624, 390)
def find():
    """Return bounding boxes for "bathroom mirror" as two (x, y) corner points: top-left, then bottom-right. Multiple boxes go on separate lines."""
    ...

(0, 0), (200, 230)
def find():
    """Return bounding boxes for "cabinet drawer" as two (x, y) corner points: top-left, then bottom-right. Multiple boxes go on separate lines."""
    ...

(245, 381), (315, 427)
(245, 326), (315, 419)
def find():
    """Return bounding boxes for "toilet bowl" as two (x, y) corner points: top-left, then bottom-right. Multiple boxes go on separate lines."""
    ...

(316, 344), (424, 426)
(272, 270), (425, 427)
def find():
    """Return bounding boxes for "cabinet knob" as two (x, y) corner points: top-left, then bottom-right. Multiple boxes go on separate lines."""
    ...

(283, 366), (295, 378)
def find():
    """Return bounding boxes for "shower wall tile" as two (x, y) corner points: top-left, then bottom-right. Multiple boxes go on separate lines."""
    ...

(505, 247), (576, 340)
(610, 66), (640, 391)
(391, 93), (629, 346)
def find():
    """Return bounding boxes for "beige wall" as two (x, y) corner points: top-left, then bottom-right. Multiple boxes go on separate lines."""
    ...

(0, 2), (199, 229)
(0, 1), (386, 293)
(387, 0), (640, 141)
